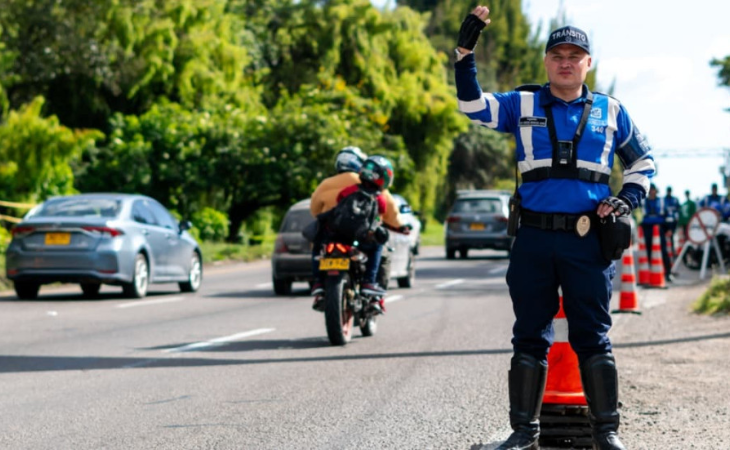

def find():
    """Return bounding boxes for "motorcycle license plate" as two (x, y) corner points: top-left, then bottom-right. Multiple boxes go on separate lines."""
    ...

(319, 258), (350, 270)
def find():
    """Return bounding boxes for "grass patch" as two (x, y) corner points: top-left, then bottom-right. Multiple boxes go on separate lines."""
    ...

(693, 275), (730, 315)
(419, 217), (445, 247)
(0, 254), (8, 291)
(199, 234), (275, 264)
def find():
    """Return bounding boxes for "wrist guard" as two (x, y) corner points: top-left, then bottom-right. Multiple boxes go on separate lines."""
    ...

(600, 196), (631, 217)
(457, 14), (487, 51)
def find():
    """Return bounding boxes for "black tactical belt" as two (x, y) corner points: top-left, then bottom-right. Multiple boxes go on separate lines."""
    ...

(520, 209), (593, 232)
(521, 167), (610, 184)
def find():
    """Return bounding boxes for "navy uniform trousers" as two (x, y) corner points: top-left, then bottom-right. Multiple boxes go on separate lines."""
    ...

(506, 225), (616, 364)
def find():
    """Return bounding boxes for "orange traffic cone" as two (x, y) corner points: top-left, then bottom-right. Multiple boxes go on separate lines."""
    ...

(648, 224), (667, 289)
(539, 295), (592, 448)
(637, 226), (650, 286)
(542, 297), (587, 406)
(613, 245), (641, 314)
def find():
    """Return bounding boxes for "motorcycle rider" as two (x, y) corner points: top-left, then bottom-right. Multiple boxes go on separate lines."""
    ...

(309, 148), (410, 311)
(332, 155), (399, 311)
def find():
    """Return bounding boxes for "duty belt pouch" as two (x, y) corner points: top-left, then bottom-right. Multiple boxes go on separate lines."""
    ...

(597, 214), (632, 261)
(507, 194), (521, 237)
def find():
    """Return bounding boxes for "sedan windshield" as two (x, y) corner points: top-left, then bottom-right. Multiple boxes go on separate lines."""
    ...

(452, 198), (503, 214)
(29, 197), (122, 218)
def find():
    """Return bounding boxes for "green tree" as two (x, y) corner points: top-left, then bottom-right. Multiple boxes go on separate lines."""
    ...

(0, 97), (101, 203)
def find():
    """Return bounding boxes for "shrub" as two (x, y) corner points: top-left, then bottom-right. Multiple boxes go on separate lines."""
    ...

(192, 207), (229, 242)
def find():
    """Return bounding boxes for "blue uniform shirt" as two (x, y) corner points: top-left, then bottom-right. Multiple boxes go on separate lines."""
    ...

(455, 53), (655, 214)
(642, 197), (665, 225)
(663, 195), (680, 223)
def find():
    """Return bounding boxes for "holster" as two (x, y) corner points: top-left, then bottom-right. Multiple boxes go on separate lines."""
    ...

(597, 214), (632, 261)
(507, 194), (521, 237)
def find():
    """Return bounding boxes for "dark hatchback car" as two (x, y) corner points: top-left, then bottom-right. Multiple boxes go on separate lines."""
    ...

(271, 197), (421, 295)
(6, 193), (203, 300)
(445, 190), (513, 259)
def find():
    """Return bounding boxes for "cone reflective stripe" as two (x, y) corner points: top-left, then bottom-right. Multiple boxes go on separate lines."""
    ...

(637, 226), (650, 285)
(617, 245), (640, 312)
(649, 224), (667, 288)
(542, 297), (587, 406)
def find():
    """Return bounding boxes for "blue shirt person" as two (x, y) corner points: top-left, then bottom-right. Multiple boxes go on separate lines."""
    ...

(454, 8), (653, 450)
(641, 184), (672, 279)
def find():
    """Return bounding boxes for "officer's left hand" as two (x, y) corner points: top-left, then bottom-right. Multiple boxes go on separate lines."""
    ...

(597, 196), (631, 218)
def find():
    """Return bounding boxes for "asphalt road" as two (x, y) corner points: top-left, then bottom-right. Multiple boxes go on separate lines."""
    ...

(0, 247), (649, 449)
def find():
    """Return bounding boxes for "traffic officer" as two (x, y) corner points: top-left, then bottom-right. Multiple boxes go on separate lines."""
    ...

(455, 7), (655, 450)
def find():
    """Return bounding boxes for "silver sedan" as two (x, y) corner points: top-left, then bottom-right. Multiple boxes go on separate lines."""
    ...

(5, 193), (203, 299)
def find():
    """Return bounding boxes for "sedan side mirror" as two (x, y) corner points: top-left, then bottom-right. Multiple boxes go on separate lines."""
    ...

(179, 220), (193, 233)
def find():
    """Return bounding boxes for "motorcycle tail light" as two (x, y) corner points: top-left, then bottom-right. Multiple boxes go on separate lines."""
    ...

(335, 243), (350, 253)
(326, 243), (336, 254)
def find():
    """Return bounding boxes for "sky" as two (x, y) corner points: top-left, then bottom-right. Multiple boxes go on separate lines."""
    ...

(372, 0), (730, 201)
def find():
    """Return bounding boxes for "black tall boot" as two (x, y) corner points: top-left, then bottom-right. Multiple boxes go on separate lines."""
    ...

(580, 353), (627, 450)
(496, 353), (548, 450)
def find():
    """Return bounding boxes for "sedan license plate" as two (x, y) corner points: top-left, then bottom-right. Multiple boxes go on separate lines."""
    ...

(45, 232), (71, 245)
(319, 258), (350, 270)
(469, 223), (486, 231)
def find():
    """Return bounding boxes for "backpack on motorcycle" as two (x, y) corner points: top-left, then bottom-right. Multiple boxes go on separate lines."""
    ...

(326, 186), (380, 244)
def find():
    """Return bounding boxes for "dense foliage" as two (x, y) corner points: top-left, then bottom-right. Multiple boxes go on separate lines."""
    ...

(0, 0), (567, 239)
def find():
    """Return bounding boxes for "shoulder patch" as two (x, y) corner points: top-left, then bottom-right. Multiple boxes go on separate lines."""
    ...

(515, 84), (542, 92)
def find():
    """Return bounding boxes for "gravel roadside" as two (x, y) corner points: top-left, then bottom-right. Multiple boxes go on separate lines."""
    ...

(612, 275), (730, 449)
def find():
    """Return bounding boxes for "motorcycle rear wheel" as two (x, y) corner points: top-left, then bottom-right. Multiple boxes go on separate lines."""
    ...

(324, 273), (354, 346)
(360, 313), (378, 337)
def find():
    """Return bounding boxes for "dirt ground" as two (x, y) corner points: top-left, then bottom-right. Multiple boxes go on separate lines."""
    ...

(610, 272), (730, 449)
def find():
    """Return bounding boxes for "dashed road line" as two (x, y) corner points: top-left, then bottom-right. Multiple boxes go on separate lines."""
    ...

(255, 282), (273, 289)
(163, 328), (276, 353)
(488, 265), (508, 275)
(435, 279), (465, 289)
(384, 295), (404, 304)
(116, 296), (184, 309)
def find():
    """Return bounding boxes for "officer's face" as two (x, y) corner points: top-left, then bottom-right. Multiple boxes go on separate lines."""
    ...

(544, 45), (592, 89)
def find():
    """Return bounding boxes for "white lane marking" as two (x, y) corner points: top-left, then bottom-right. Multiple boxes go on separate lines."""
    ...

(480, 425), (513, 449)
(255, 282), (273, 289)
(384, 295), (404, 304)
(47, 311), (58, 316)
(435, 279), (465, 289)
(116, 296), (184, 309)
(488, 265), (508, 275)
(163, 328), (276, 353)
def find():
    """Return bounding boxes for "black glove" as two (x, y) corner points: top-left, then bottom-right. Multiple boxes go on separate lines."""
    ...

(398, 224), (412, 235)
(457, 14), (487, 51)
(373, 226), (390, 245)
(600, 196), (631, 217)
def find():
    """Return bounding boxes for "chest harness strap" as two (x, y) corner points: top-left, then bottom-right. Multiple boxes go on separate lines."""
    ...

(521, 90), (610, 185)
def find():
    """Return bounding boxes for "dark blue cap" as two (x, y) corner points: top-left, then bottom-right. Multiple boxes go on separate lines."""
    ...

(545, 26), (590, 54)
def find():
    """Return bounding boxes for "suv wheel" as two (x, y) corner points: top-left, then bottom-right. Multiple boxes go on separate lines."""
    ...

(446, 248), (456, 260)
(14, 282), (40, 300)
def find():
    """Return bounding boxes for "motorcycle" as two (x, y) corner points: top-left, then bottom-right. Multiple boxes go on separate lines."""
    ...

(681, 222), (730, 270)
(317, 241), (382, 346)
